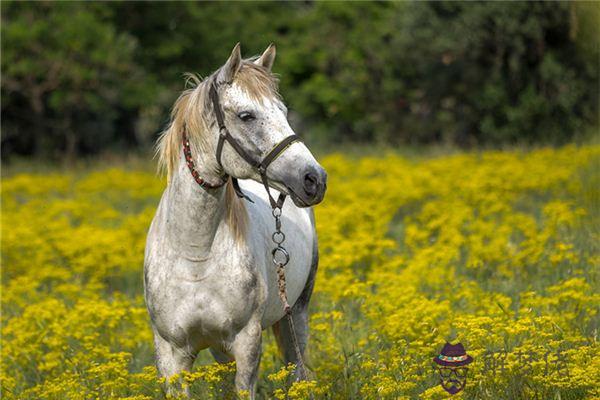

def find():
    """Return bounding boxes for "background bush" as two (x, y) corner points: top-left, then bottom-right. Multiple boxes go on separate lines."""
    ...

(2, 1), (598, 159)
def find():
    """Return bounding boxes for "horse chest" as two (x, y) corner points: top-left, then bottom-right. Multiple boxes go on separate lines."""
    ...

(148, 270), (262, 347)
(145, 182), (316, 348)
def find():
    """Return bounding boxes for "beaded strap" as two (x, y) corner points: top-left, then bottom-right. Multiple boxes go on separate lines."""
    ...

(182, 130), (226, 189)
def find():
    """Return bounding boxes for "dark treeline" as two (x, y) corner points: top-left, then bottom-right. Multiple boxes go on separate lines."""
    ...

(2, 1), (598, 160)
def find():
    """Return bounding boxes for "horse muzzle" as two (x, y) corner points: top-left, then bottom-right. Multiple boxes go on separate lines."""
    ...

(287, 165), (327, 208)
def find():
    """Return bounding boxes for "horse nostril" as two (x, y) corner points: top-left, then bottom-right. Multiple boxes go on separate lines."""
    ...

(303, 172), (318, 197)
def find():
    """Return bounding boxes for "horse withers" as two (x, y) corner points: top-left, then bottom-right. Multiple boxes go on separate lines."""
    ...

(144, 43), (327, 398)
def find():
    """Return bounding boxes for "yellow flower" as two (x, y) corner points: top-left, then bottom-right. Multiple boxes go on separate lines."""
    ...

(2, 145), (598, 399)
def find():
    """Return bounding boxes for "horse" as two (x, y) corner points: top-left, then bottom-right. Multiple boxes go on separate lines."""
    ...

(144, 43), (327, 398)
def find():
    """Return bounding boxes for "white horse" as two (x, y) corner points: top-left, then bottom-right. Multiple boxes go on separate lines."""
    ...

(144, 43), (327, 398)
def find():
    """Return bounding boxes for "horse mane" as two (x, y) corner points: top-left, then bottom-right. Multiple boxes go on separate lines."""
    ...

(155, 60), (280, 243)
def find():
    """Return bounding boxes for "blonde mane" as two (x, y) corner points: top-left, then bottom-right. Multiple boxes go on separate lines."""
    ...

(155, 61), (280, 242)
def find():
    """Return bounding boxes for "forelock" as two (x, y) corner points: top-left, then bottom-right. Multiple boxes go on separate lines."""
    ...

(232, 61), (281, 103)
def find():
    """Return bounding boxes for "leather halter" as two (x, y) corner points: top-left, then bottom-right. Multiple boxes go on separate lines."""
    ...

(209, 80), (301, 209)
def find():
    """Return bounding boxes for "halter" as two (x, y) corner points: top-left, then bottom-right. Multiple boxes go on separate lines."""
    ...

(210, 81), (300, 209)
(182, 80), (300, 210)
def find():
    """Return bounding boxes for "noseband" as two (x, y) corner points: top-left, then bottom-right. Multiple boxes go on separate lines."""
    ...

(182, 80), (300, 210)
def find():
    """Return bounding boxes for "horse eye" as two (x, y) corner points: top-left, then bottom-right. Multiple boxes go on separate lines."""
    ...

(238, 111), (255, 122)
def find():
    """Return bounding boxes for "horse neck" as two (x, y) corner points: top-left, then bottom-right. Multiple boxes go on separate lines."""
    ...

(164, 151), (226, 257)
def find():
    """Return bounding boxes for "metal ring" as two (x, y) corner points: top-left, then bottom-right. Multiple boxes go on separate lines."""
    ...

(272, 231), (285, 245)
(272, 246), (290, 266)
(272, 208), (282, 218)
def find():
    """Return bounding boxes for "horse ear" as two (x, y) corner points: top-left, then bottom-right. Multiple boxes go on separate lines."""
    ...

(218, 43), (242, 83)
(255, 43), (276, 71)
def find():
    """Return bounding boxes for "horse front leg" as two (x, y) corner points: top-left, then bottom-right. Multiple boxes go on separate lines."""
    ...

(230, 319), (262, 399)
(153, 329), (196, 397)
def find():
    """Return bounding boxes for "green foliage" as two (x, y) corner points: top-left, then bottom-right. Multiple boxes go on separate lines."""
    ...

(2, 1), (154, 158)
(1, 2), (598, 159)
(283, 2), (598, 145)
(278, 2), (402, 144)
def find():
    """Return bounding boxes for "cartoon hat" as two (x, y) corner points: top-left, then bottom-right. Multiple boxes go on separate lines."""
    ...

(433, 342), (473, 367)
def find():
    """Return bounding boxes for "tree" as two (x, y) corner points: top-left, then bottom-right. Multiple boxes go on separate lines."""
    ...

(384, 2), (598, 145)
(2, 2), (598, 159)
(1, 1), (150, 159)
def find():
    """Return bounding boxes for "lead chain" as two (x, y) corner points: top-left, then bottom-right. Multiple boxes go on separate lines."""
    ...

(270, 205), (308, 381)
(271, 207), (291, 314)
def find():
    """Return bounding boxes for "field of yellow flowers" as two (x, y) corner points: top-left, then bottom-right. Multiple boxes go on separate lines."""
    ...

(2, 145), (599, 399)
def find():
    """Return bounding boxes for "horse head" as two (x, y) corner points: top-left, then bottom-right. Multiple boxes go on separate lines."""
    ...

(212, 43), (327, 207)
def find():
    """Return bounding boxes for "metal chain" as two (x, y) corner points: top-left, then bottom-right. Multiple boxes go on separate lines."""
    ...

(270, 206), (308, 381)
(271, 206), (291, 313)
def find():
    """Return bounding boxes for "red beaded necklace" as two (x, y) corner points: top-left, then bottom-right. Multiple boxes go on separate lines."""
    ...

(182, 129), (226, 189)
